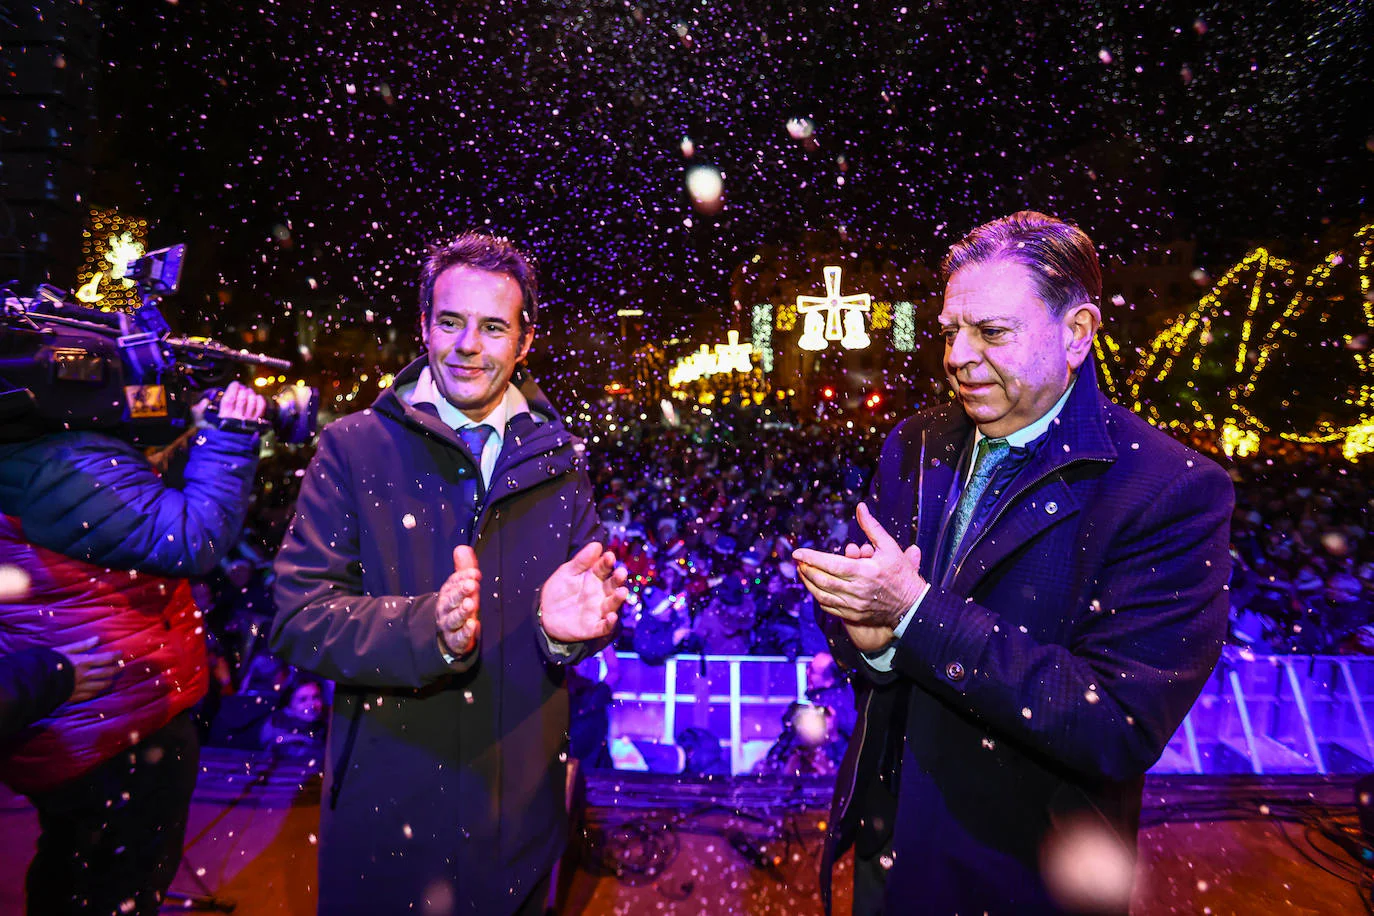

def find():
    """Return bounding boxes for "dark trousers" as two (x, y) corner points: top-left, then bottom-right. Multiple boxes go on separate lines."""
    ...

(515, 872), (553, 916)
(851, 752), (901, 916)
(25, 710), (200, 916)
(853, 839), (896, 916)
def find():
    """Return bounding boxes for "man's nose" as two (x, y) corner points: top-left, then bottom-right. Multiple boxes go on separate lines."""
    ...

(455, 323), (481, 353)
(946, 329), (979, 367)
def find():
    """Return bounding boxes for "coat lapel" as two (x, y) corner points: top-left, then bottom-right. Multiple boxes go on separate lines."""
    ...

(914, 409), (968, 577)
(945, 362), (1117, 594)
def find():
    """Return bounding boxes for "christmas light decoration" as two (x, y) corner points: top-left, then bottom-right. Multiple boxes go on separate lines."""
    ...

(1220, 420), (1260, 458)
(1342, 421), (1374, 461)
(1093, 331), (1125, 400)
(668, 330), (758, 387)
(76, 207), (148, 310)
(797, 266), (871, 351)
(751, 303), (774, 372)
(668, 344), (717, 387)
(775, 302), (797, 332)
(1126, 223), (1373, 453)
(892, 301), (916, 352)
(870, 300), (892, 330)
(714, 329), (754, 374)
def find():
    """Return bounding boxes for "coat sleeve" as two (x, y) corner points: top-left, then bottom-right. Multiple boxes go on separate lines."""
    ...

(536, 465), (618, 666)
(888, 459), (1234, 784)
(0, 647), (75, 743)
(1, 428), (259, 576)
(269, 424), (457, 689)
(0, 429), (261, 578)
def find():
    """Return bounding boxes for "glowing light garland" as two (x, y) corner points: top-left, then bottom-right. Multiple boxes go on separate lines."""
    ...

(1220, 420), (1260, 459)
(1126, 223), (1374, 457)
(892, 301), (916, 352)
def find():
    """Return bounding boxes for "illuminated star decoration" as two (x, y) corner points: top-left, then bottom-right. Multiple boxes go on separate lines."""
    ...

(797, 266), (871, 351)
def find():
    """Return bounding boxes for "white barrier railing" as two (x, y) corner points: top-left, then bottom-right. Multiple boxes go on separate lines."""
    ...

(600, 649), (1374, 776)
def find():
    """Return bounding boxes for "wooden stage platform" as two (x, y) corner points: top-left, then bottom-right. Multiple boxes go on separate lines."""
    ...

(0, 751), (1368, 915)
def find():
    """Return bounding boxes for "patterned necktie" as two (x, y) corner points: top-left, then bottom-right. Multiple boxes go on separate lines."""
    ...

(941, 436), (1011, 575)
(457, 424), (493, 533)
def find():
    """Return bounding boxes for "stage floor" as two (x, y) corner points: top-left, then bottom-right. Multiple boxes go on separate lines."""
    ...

(0, 756), (1366, 915)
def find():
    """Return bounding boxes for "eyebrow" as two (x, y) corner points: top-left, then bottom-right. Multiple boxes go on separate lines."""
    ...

(938, 315), (1021, 329)
(435, 309), (512, 326)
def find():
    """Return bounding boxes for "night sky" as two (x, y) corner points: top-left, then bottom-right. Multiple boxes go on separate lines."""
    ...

(89, 0), (1370, 386)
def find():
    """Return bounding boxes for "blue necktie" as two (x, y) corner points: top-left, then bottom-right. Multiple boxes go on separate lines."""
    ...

(458, 425), (493, 536)
(940, 437), (1010, 575)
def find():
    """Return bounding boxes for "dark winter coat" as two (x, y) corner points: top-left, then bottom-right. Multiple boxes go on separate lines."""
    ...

(271, 359), (606, 916)
(0, 427), (261, 792)
(820, 362), (1233, 915)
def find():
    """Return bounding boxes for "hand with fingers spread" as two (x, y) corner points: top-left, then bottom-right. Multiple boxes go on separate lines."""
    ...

(436, 545), (482, 658)
(55, 636), (123, 704)
(792, 502), (927, 654)
(539, 541), (628, 644)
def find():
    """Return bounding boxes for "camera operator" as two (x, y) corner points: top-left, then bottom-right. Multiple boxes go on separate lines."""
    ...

(0, 380), (266, 916)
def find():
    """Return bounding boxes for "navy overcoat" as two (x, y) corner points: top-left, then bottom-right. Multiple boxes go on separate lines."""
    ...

(820, 363), (1233, 915)
(271, 358), (606, 915)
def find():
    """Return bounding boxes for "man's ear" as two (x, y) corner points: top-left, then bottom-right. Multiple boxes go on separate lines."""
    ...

(517, 325), (535, 364)
(420, 314), (431, 351)
(1063, 303), (1101, 371)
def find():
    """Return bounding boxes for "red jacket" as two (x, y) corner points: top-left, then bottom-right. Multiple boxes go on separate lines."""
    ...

(0, 520), (208, 792)
(0, 428), (260, 793)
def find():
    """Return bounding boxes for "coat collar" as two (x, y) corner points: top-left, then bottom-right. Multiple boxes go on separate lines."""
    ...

(917, 358), (1118, 588)
(374, 357), (577, 463)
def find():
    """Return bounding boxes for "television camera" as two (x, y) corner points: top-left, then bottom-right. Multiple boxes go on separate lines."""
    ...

(1, 244), (319, 446)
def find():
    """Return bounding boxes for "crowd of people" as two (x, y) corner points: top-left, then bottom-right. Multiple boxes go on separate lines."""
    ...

(589, 410), (877, 663)
(178, 408), (1374, 775)
(1227, 455), (1374, 654)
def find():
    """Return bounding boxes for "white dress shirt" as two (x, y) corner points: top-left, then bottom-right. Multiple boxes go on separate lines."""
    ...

(408, 367), (530, 486)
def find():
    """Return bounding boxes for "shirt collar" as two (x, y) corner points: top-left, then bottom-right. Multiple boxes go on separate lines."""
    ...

(408, 366), (529, 447)
(971, 377), (1076, 452)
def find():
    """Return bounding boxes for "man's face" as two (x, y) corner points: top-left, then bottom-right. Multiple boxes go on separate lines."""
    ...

(422, 265), (532, 422)
(939, 258), (1093, 438)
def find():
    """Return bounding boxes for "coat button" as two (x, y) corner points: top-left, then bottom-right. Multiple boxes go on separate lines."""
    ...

(1045, 501), (1059, 515)
(945, 661), (965, 681)
(507, 478), (519, 489)
(546, 464), (558, 475)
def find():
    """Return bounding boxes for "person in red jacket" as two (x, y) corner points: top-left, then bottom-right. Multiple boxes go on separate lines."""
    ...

(0, 381), (265, 916)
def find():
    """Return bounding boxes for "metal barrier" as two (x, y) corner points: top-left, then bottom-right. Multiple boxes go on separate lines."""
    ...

(602, 649), (1374, 776)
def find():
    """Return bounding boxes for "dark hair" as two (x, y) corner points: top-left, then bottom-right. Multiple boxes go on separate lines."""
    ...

(940, 211), (1101, 317)
(418, 232), (539, 331)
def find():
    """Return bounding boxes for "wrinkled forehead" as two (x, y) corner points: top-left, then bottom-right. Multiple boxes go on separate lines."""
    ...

(939, 258), (1049, 323)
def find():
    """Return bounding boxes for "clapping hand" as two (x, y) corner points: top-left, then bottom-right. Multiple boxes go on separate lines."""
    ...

(436, 545), (482, 657)
(539, 542), (628, 643)
(793, 502), (927, 654)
